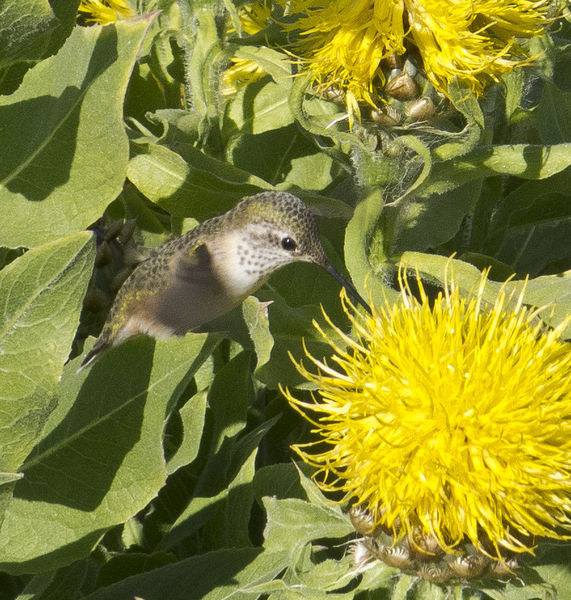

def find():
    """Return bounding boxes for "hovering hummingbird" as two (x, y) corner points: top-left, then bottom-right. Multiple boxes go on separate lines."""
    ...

(80, 191), (371, 368)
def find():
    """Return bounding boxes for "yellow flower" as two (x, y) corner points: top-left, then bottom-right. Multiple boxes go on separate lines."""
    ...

(282, 0), (405, 108)
(223, 2), (273, 95)
(237, 0), (273, 35)
(222, 57), (268, 96)
(284, 268), (571, 559)
(406, 0), (553, 95)
(78, 0), (135, 25)
(280, 0), (554, 116)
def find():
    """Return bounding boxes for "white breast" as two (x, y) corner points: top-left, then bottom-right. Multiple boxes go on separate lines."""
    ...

(209, 230), (269, 299)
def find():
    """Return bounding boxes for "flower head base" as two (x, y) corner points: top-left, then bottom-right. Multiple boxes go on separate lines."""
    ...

(78, 0), (134, 25)
(285, 268), (571, 560)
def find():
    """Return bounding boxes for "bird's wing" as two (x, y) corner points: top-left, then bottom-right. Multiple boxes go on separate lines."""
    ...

(175, 241), (215, 284)
(153, 241), (228, 333)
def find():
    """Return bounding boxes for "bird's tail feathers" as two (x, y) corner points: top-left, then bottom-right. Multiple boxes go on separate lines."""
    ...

(76, 339), (110, 373)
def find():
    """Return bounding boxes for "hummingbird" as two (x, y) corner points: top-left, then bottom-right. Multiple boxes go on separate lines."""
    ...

(80, 191), (371, 368)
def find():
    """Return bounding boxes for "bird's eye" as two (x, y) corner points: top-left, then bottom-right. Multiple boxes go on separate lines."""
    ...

(281, 237), (297, 251)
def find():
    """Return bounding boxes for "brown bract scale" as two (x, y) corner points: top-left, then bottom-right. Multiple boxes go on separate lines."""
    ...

(349, 505), (378, 536)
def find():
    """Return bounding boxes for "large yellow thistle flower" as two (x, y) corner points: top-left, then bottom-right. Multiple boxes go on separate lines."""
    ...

(284, 268), (571, 560)
(78, 0), (135, 24)
(281, 0), (554, 108)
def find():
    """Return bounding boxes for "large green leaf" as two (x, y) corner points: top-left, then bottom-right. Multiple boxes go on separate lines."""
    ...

(160, 351), (254, 550)
(224, 67), (294, 137)
(242, 296), (274, 371)
(0, 333), (211, 574)
(0, 232), (94, 475)
(414, 144), (571, 199)
(84, 547), (289, 600)
(227, 124), (336, 191)
(166, 388), (209, 475)
(382, 181), (483, 256)
(15, 559), (88, 600)
(127, 143), (271, 218)
(510, 270), (571, 338)
(0, 16), (155, 248)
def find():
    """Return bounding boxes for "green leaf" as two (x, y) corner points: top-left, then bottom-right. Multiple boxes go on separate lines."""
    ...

(15, 559), (88, 600)
(415, 144), (571, 199)
(0, 333), (211, 574)
(433, 79), (485, 161)
(345, 189), (397, 305)
(496, 211), (571, 277)
(345, 189), (382, 295)
(253, 463), (308, 503)
(294, 464), (343, 512)
(83, 547), (289, 600)
(292, 555), (357, 594)
(409, 580), (448, 600)
(383, 181), (482, 256)
(232, 46), (293, 83)
(207, 351), (253, 454)
(263, 497), (352, 553)
(159, 352), (254, 549)
(202, 443), (257, 548)
(167, 388), (209, 475)
(253, 286), (336, 389)
(95, 551), (176, 589)
(396, 253), (571, 336)
(0, 0), (57, 69)
(288, 71), (366, 168)
(533, 545), (571, 600)
(506, 270), (571, 338)
(0, 232), (94, 475)
(187, 10), (224, 123)
(0, 16), (155, 248)
(243, 296), (274, 370)
(126, 143), (271, 218)
(0, 473), (23, 486)
(486, 172), (571, 253)
(536, 81), (571, 144)
(224, 75), (293, 137)
(227, 124), (335, 191)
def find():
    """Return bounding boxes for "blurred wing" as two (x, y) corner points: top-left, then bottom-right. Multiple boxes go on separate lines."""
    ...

(175, 242), (216, 285)
(153, 242), (228, 332)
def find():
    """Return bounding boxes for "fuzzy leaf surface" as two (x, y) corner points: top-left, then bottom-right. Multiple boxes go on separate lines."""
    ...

(0, 17), (153, 248)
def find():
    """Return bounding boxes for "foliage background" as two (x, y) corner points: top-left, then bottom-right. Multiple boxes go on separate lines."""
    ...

(0, 0), (569, 598)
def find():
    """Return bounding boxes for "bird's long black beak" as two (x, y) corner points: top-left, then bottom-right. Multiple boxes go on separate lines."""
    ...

(324, 262), (372, 315)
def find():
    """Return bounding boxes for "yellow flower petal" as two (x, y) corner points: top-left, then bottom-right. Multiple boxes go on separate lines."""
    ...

(78, 0), (134, 24)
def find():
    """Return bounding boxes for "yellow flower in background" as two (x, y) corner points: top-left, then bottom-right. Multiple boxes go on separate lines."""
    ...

(280, 0), (554, 115)
(406, 0), (553, 95)
(222, 57), (268, 95)
(238, 0), (273, 35)
(223, 1), (273, 94)
(78, 0), (135, 24)
(284, 268), (571, 559)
